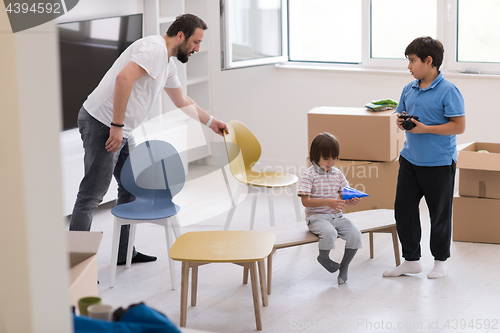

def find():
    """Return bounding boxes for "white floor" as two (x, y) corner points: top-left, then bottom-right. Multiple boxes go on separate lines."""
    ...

(83, 162), (500, 333)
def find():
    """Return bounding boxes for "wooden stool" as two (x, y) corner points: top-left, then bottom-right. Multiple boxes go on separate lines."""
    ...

(169, 230), (275, 331)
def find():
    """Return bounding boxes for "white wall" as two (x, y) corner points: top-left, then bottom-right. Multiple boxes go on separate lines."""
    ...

(207, 1), (500, 173)
(1, 10), (71, 333)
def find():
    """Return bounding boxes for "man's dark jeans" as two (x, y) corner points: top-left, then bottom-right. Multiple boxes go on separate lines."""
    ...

(69, 107), (136, 262)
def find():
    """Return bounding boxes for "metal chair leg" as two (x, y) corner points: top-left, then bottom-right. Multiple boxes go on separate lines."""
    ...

(265, 187), (275, 227)
(224, 183), (242, 230)
(249, 192), (258, 230)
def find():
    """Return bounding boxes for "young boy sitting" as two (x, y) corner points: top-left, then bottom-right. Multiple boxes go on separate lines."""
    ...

(298, 132), (362, 284)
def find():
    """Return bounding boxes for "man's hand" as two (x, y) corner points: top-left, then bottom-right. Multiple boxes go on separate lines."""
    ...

(210, 118), (229, 136)
(105, 126), (123, 153)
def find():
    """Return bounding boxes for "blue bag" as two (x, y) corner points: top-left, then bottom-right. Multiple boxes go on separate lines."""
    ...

(74, 303), (180, 333)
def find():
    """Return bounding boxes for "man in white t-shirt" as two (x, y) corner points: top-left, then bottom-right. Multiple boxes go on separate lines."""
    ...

(69, 14), (228, 266)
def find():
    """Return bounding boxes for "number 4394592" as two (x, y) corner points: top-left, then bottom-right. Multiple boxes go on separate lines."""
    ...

(444, 319), (498, 330)
(5, 2), (61, 14)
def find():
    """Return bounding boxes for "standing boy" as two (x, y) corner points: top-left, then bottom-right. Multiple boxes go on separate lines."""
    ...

(383, 37), (465, 279)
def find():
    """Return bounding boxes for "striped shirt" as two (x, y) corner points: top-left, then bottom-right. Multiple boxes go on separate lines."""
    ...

(297, 163), (349, 216)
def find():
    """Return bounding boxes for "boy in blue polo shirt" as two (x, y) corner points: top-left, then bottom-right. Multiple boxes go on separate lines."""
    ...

(383, 37), (465, 279)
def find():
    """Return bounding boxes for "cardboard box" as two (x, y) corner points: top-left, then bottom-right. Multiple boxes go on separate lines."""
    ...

(337, 159), (399, 213)
(67, 231), (103, 308)
(457, 142), (500, 199)
(308, 107), (405, 162)
(453, 196), (500, 244)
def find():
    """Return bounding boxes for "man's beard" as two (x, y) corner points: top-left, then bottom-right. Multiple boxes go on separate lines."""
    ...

(176, 42), (192, 63)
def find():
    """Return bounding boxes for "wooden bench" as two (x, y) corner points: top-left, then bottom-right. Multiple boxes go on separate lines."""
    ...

(244, 209), (400, 294)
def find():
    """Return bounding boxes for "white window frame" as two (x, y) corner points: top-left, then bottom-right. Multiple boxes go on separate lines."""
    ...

(444, 0), (500, 74)
(220, 0), (288, 70)
(361, 0), (446, 70)
(221, 0), (500, 74)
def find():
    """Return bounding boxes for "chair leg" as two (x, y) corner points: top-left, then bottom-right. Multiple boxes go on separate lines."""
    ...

(109, 217), (121, 288)
(191, 265), (198, 306)
(265, 187), (275, 227)
(171, 215), (181, 240)
(224, 183), (242, 230)
(165, 220), (177, 290)
(243, 266), (249, 284)
(391, 226), (401, 266)
(126, 223), (137, 269)
(267, 249), (276, 295)
(249, 262), (263, 331)
(257, 260), (268, 307)
(180, 261), (189, 327)
(249, 192), (258, 230)
(369, 231), (374, 259)
(224, 206), (237, 231)
(292, 183), (302, 222)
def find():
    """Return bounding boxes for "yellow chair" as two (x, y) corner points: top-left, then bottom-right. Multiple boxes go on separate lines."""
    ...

(223, 120), (302, 230)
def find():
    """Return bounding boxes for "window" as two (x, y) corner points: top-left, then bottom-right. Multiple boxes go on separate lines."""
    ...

(457, 0), (500, 63)
(288, 0), (361, 64)
(220, 0), (287, 69)
(220, 0), (500, 74)
(361, 0), (440, 69)
(370, 0), (437, 60)
(449, 0), (500, 73)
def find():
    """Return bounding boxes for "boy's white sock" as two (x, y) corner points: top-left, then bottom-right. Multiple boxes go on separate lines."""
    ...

(383, 260), (423, 277)
(427, 260), (448, 279)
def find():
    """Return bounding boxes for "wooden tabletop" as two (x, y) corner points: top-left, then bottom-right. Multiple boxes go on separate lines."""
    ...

(169, 230), (275, 263)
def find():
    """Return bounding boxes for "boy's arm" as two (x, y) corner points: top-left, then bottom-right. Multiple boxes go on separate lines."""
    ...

(407, 115), (465, 135)
(300, 195), (346, 211)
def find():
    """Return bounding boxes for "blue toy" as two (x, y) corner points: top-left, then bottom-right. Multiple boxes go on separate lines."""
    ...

(342, 186), (369, 200)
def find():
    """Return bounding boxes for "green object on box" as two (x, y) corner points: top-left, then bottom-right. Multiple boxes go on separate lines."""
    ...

(365, 98), (398, 111)
(371, 98), (398, 106)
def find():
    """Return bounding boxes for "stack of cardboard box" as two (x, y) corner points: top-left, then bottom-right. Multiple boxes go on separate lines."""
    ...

(308, 107), (405, 213)
(453, 142), (500, 244)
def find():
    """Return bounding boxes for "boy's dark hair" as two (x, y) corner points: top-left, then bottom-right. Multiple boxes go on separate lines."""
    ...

(405, 36), (444, 70)
(309, 132), (340, 164)
(166, 14), (207, 40)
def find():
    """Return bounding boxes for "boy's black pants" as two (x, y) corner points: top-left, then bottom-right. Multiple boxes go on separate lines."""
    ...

(394, 156), (456, 261)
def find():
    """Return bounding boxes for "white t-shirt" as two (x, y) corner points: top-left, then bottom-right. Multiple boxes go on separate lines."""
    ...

(83, 35), (181, 138)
